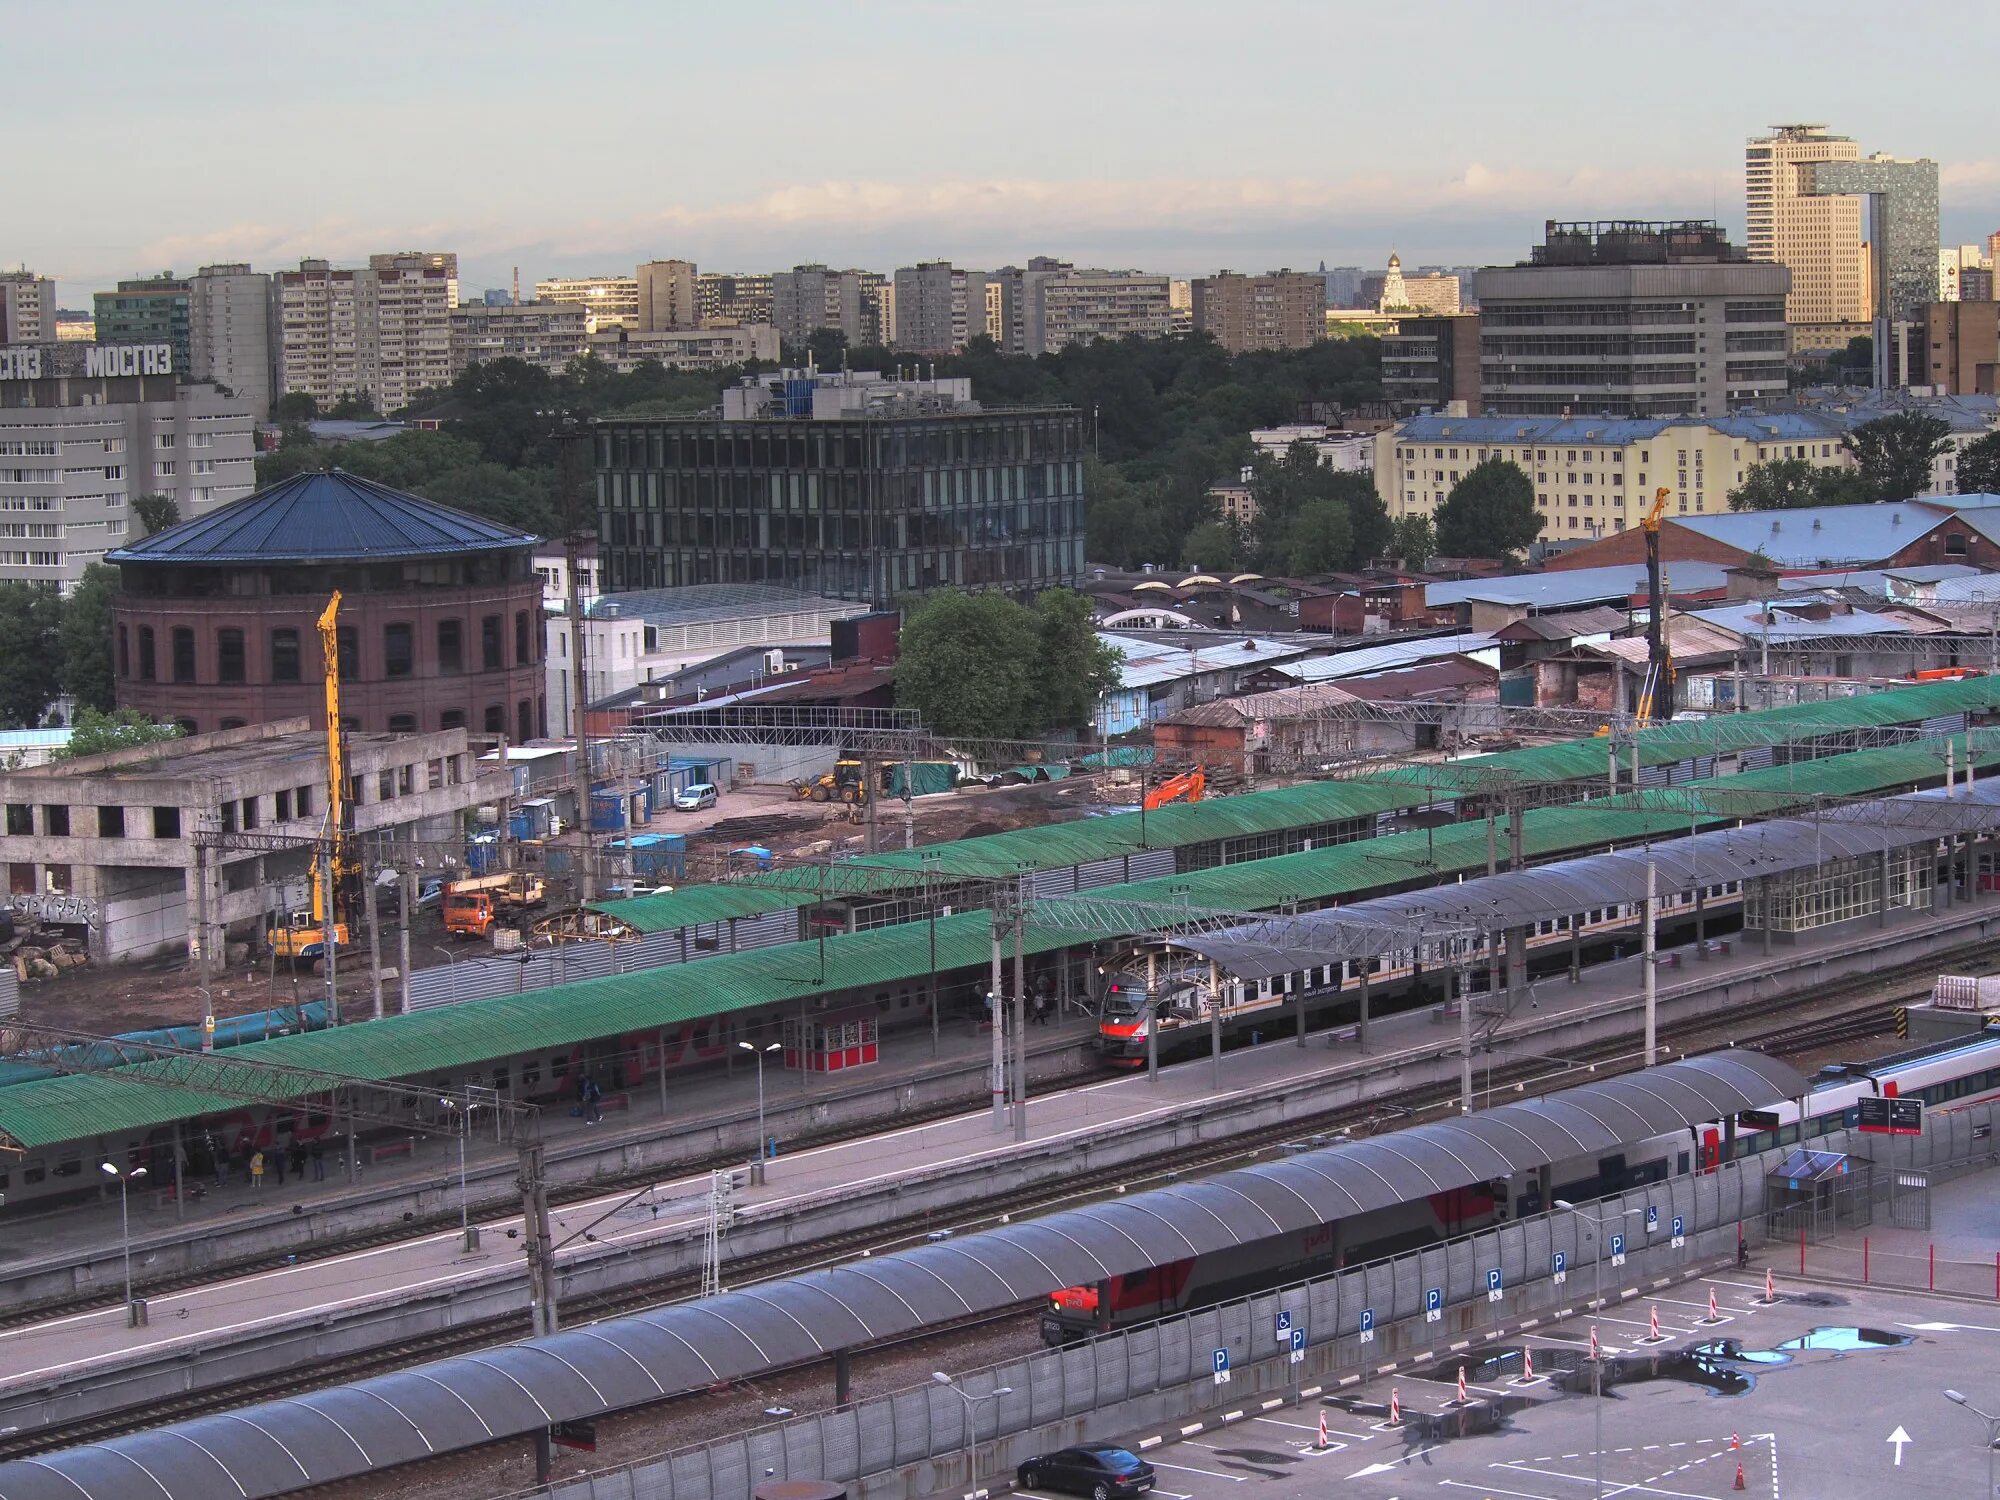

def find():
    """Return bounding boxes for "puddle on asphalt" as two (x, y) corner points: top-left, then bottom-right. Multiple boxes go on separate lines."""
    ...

(1781, 1291), (1849, 1308)
(1774, 1326), (1912, 1352)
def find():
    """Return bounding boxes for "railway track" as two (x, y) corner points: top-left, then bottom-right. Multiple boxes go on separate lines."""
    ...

(0, 933), (1986, 1465)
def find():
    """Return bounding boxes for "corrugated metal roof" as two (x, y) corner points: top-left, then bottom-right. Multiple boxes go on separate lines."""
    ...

(1686, 601), (1949, 641)
(1426, 562), (1733, 611)
(0, 1053), (1803, 1500)
(1102, 633), (1316, 689)
(107, 470), (538, 563)
(1269, 633), (1501, 681)
(1160, 681), (1360, 727)
(1674, 505), (1952, 569)
(0, 738), (1977, 1155)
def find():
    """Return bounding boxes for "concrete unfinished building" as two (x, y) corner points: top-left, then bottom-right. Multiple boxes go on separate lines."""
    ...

(0, 719), (509, 963)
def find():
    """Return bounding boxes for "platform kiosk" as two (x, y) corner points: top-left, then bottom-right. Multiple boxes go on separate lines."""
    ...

(783, 1011), (880, 1074)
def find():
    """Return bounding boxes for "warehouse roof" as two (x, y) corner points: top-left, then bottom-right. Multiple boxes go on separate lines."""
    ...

(1425, 562), (1732, 611)
(107, 470), (538, 564)
(0, 1053), (1804, 1500)
(1101, 633), (1317, 689)
(1263, 632), (1501, 681)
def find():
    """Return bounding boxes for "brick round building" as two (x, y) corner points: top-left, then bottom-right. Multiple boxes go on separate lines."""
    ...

(110, 470), (546, 738)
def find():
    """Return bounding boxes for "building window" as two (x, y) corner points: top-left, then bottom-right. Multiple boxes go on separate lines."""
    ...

(337, 624), (360, 680)
(483, 704), (505, 733)
(274, 789), (291, 821)
(383, 623), (414, 678)
(116, 625), (129, 678)
(387, 713), (417, 733)
(171, 626), (195, 684)
(271, 628), (300, 683)
(517, 699), (532, 743)
(176, 719), (197, 737)
(437, 618), (463, 675)
(43, 805), (68, 837)
(217, 628), (245, 683)
(138, 626), (156, 682)
(96, 805), (124, 837)
(441, 709), (466, 730)
(152, 806), (179, 838)
(481, 615), (502, 672)
(516, 610), (533, 667)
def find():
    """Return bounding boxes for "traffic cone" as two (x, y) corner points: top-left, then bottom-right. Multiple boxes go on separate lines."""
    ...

(1589, 1324), (1600, 1361)
(1764, 1267), (1775, 1302)
(1734, 1460), (1746, 1490)
(1456, 1365), (1468, 1403)
(1388, 1388), (1401, 1426)
(1316, 1410), (1328, 1450)
(1648, 1305), (1661, 1340)
(1523, 1347), (1535, 1381)
(1731, 1431), (1741, 1450)
(1709, 1288), (1720, 1321)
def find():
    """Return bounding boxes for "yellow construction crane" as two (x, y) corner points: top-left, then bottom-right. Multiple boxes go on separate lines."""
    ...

(268, 592), (353, 963)
(1634, 485), (1676, 724)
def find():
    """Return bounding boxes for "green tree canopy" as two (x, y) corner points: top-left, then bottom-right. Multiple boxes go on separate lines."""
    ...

(1844, 413), (1952, 502)
(1957, 430), (2000, 496)
(893, 588), (1119, 740)
(59, 564), (117, 713)
(1389, 514), (1436, 566)
(1180, 519), (1239, 571)
(1434, 458), (1543, 559)
(52, 707), (183, 761)
(1246, 442), (1389, 574)
(0, 584), (63, 728)
(132, 493), (181, 536)
(1727, 459), (1875, 511)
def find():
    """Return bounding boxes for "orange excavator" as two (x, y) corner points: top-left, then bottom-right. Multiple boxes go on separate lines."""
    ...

(1144, 766), (1206, 811)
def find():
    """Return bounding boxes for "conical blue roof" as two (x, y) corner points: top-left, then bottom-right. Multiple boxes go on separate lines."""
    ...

(107, 470), (540, 565)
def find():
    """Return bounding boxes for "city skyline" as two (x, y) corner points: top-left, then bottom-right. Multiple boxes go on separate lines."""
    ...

(9, 1), (2000, 306)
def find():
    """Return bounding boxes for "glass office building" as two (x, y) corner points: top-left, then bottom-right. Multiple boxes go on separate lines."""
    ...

(594, 407), (1087, 606)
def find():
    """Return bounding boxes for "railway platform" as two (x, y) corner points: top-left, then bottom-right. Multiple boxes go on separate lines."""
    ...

(0, 892), (1990, 1425)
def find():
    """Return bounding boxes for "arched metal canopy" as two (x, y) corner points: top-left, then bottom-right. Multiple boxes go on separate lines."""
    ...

(0, 1052), (1805, 1500)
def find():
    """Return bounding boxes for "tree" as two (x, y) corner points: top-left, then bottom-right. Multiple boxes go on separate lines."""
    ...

(1180, 519), (1238, 571)
(326, 391), (381, 421)
(1844, 413), (1952, 502)
(1434, 458), (1543, 559)
(59, 563), (117, 712)
(1958, 431), (2000, 496)
(0, 584), (63, 728)
(1026, 589), (1123, 733)
(273, 391), (319, 424)
(1389, 514), (1436, 566)
(1280, 502), (1354, 575)
(132, 493), (181, 536)
(51, 707), (183, 761)
(1727, 459), (1875, 511)
(1246, 442), (1388, 574)
(893, 588), (1118, 740)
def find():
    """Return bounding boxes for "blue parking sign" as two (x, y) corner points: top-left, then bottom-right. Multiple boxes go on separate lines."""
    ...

(1671, 1215), (1686, 1248)
(1646, 1205), (1659, 1232)
(1552, 1250), (1567, 1284)
(1359, 1307), (1376, 1343)
(1425, 1286), (1443, 1323)
(1289, 1327), (1306, 1363)
(1212, 1348), (1230, 1374)
(1610, 1233), (1627, 1267)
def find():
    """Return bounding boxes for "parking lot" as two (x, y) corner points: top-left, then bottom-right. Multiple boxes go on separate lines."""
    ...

(1052, 1274), (2000, 1500)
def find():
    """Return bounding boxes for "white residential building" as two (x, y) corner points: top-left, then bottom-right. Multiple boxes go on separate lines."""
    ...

(0, 272), (57, 344)
(188, 263), (273, 416)
(581, 324), (779, 373)
(533, 275), (639, 332)
(450, 302), (588, 374)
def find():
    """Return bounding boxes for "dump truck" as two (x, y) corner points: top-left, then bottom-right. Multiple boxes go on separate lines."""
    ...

(442, 871), (547, 939)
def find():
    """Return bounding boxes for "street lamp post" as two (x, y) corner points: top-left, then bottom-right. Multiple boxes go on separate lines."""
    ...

(933, 1373), (1013, 1491)
(1556, 1199), (1645, 1500)
(431, 945), (460, 1004)
(1944, 1388), (2000, 1500)
(439, 1095), (478, 1251)
(738, 1040), (780, 1184)
(100, 1162), (149, 1326)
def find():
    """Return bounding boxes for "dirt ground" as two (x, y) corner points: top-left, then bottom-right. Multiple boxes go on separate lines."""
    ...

(17, 776), (1130, 1038)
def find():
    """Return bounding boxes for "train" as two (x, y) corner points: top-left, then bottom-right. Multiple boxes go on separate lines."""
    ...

(1040, 1027), (2000, 1342)
(1093, 881), (1746, 1065)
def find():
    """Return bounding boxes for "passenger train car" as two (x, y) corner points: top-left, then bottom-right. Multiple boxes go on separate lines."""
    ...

(1094, 882), (1745, 1065)
(1041, 1029), (2000, 1341)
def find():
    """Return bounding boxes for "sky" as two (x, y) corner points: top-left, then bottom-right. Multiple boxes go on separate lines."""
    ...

(11, 0), (2000, 307)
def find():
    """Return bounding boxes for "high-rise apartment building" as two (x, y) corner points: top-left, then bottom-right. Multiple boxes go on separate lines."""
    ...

(188, 264), (272, 416)
(892, 262), (963, 354)
(1745, 125), (1869, 351)
(0, 272), (58, 344)
(93, 275), (192, 374)
(1382, 314), (1482, 415)
(364, 252), (457, 412)
(1475, 221), (1789, 419)
(272, 260), (367, 408)
(1037, 267), (1172, 352)
(771, 265), (876, 347)
(636, 259), (698, 331)
(695, 272), (773, 327)
(533, 275), (640, 332)
(1190, 270), (1325, 353)
(449, 301), (588, 374)
(271, 252), (456, 412)
(0, 349), (255, 589)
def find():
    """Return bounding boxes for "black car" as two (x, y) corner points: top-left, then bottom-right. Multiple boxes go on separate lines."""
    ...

(1016, 1445), (1155, 1499)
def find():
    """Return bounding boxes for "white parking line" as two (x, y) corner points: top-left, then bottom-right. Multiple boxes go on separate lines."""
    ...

(1252, 1416), (1372, 1440)
(1149, 1460), (1249, 1482)
(1441, 1480), (1562, 1499)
